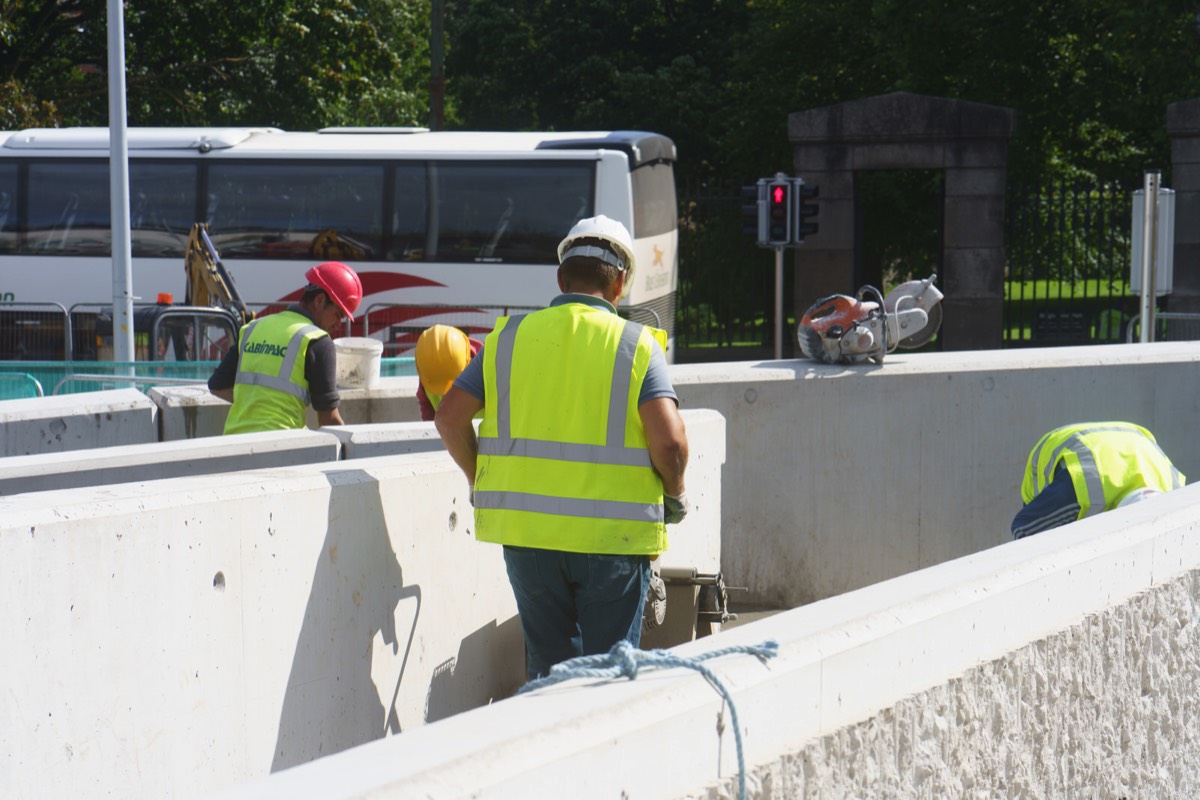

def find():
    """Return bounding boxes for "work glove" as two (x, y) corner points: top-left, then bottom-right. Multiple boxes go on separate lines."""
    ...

(664, 493), (689, 525)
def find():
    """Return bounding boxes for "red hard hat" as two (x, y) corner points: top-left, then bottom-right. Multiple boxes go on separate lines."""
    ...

(305, 261), (362, 319)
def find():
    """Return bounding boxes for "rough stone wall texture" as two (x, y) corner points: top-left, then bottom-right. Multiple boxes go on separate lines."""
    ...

(692, 572), (1200, 799)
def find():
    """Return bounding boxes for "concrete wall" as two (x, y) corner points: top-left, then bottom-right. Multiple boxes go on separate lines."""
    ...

(0, 410), (726, 800)
(670, 342), (1200, 608)
(323, 421), (446, 458)
(0, 429), (341, 495)
(151, 377), (422, 441)
(0, 387), (158, 456)
(208, 482), (1200, 800)
(10, 342), (1200, 611)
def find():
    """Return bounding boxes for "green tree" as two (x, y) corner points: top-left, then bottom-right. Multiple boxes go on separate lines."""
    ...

(0, 0), (431, 129)
(445, 0), (750, 178)
(729, 0), (1200, 184)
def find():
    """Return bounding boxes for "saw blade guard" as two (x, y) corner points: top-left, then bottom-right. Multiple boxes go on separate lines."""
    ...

(884, 274), (944, 349)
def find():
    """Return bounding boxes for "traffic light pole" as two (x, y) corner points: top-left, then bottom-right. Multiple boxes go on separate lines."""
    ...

(774, 245), (784, 360)
(743, 172), (820, 359)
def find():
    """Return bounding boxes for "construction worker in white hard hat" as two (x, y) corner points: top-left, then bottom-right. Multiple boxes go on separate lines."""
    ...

(435, 214), (690, 681)
(1012, 421), (1186, 539)
(414, 324), (482, 421)
(209, 261), (363, 433)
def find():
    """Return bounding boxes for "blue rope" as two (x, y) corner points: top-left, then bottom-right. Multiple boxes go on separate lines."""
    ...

(518, 639), (779, 800)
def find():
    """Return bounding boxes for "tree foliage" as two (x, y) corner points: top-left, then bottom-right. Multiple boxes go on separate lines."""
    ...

(445, 0), (750, 175)
(447, 0), (1200, 185)
(2, 0), (1198, 184)
(0, 0), (430, 129)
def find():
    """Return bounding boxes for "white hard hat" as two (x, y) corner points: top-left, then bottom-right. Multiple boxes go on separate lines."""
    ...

(557, 215), (636, 298)
(1117, 487), (1162, 508)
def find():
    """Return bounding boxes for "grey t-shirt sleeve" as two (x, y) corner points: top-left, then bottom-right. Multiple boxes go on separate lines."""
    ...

(305, 335), (341, 411)
(452, 345), (486, 400)
(638, 339), (677, 405)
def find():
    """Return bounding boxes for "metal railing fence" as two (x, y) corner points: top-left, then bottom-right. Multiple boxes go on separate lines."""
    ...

(1002, 178), (1138, 347)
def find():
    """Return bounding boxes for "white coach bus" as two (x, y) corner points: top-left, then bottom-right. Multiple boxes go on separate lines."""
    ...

(0, 127), (678, 360)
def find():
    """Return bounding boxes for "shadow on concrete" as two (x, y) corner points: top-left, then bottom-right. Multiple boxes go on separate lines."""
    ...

(423, 615), (524, 724)
(270, 468), (419, 771)
(749, 357), (884, 377)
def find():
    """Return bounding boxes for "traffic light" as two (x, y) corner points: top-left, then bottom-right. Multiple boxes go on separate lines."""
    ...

(766, 179), (791, 246)
(796, 182), (819, 240)
(740, 184), (760, 238)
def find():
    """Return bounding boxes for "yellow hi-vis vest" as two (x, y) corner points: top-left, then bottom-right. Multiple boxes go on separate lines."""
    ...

(474, 303), (669, 555)
(223, 310), (327, 434)
(1020, 421), (1186, 518)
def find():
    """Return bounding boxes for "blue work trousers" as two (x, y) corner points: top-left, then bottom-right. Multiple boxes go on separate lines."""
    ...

(502, 545), (651, 681)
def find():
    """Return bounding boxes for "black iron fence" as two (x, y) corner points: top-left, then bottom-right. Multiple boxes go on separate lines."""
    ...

(1004, 178), (1139, 347)
(676, 176), (792, 360)
(675, 175), (1147, 356)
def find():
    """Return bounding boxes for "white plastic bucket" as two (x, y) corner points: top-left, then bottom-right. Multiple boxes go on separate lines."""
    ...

(333, 337), (383, 389)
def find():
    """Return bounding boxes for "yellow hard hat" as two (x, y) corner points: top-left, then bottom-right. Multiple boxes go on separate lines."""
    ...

(415, 325), (471, 396)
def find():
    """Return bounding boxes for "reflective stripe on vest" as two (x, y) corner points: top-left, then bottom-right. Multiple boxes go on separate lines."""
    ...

(477, 314), (653, 469)
(233, 318), (322, 405)
(1026, 422), (1185, 517)
(476, 313), (661, 523)
(223, 312), (326, 435)
(473, 304), (668, 555)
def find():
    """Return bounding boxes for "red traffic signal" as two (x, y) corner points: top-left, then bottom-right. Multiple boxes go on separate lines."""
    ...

(766, 180), (791, 245)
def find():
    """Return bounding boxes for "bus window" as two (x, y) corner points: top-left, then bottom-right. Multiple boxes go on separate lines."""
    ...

(631, 161), (677, 238)
(130, 162), (197, 257)
(206, 162), (384, 261)
(427, 161), (593, 265)
(0, 163), (16, 253)
(391, 162), (428, 261)
(26, 161), (110, 255)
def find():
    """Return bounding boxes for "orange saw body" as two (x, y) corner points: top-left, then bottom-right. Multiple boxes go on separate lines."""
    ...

(797, 274), (944, 364)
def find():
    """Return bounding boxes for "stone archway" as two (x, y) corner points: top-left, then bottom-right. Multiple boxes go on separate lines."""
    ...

(788, 92), (1016, 351)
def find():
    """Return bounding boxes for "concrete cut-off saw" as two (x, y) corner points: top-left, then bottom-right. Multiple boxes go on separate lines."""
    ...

(797, 274), (944, 365)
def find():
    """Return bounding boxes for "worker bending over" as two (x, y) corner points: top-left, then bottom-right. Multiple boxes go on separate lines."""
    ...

(209, 261), (362, 434)
(435, 215), (689, 681)
(414, 324), (482, 422)
(1012, 421), (1185, 539)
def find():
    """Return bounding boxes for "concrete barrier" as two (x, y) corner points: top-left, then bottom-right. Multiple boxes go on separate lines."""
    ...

(16, 342), (1200, 612)
(670, 342), (1200, 608)
(0, 387), (158, 456)
(0, 429), (342, 495)
(323, 421), (446, 459)
(0, 410), (726, 799)
(208, 482), (1200, 800)
(151, 377), (422, 441)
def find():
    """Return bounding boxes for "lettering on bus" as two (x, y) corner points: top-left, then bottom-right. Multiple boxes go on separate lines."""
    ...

(643, 272), (670, 291)
(0, 292), (13, 302)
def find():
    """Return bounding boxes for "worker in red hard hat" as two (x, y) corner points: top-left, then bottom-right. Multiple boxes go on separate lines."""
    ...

(208, 261), (363, 433)
(414, 324), (483, 421)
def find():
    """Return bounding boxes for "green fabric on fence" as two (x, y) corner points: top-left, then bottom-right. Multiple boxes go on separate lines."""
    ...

(0, 357), (416, 399)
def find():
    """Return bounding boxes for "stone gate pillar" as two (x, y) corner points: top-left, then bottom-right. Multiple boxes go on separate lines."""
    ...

(788, 92), (1016, 351)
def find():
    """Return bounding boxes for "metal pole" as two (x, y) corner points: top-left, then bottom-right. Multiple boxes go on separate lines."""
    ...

(1138, 170), (1161, 343)
(107, 0), (135, 365)
(774, 246), (784, 359)
(430, 0), (445, 131)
